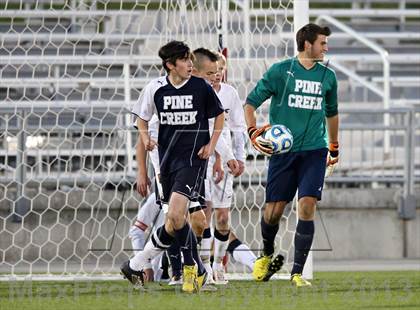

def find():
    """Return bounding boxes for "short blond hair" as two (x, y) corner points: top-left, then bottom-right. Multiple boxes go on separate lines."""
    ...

(215, 51), (226, 66)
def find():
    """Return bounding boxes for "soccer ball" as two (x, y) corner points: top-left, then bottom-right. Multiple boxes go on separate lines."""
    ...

(263, 124), (293, 154)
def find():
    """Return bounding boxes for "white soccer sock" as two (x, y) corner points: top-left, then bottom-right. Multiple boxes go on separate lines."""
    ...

(203, 262), (213, 279)
(200, 235), (213, 261)
(151, 252), (164, 281)
(232, 244), (257, 271)
(128, 226), (146, 254)
(213, 231), (229, 265)
(200, 227), (213, 279)
(129, 238), (163, 271)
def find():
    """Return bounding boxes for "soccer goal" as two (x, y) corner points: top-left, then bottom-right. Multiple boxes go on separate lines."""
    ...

(0, 0), (311, 281)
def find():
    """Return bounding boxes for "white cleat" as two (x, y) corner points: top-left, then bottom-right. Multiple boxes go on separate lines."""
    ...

(201, 273), (218, 291)
(206, 275), (216, 285)
(168, 274), (183, 286)
(213, 266), (228, 285)
(200, 262), (217, 289)
(201, 282), (218, 291)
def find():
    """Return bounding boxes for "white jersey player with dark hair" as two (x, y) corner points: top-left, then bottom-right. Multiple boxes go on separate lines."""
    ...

(129, 116), (161, 254)
(200, 51), (248, 285)
(128, 115), (165, 281)
(216, 53), (260, 268)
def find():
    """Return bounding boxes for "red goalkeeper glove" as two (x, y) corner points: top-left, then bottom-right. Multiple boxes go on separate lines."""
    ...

(248, 125), (274, 157)
(325, 142), (339, 178)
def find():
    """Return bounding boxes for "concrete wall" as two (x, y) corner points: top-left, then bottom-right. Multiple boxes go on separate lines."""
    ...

(0, 187), (419, 273)
(315, 188), (420, 260)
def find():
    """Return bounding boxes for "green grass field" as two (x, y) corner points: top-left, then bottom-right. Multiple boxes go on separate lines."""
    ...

(1, 271), (419, 310)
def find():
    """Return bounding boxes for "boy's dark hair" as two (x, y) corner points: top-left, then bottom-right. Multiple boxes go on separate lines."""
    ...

(296, 23), (331, 52)
(192, 48), (218, 71)
(158, 40), (191, 72)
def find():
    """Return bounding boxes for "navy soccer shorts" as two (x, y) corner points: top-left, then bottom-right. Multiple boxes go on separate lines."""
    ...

(159, 165), (206, 213)
(265, 148), (328, 203)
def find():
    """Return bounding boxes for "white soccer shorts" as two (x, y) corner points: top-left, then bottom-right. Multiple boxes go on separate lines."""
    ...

(205, 160), (233, 209)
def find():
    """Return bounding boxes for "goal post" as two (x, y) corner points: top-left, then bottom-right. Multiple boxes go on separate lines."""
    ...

(0, 0), (312, 281)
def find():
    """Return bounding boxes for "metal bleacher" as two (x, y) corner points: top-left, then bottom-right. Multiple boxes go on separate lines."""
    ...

(1, 0), (419, 100)
(0, 0), (419, 187)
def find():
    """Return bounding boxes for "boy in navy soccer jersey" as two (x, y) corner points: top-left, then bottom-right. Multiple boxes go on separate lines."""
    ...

(121, 41), (225, 293)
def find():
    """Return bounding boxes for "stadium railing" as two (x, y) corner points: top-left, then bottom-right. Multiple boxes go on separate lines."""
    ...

(2, 104), (419, 183)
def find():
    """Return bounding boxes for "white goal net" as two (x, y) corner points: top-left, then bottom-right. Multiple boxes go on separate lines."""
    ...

(0, 0), (308, 280)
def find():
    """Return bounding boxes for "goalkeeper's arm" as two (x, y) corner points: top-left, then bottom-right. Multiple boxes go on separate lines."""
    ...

(326, 114), (340, 177)
(244, 103), (258, 130)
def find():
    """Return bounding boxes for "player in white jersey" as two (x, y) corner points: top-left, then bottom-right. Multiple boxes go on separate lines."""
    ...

(128, 115), (165, 281)
(129, 115), (161, 254)
(200, 52), (250, 284)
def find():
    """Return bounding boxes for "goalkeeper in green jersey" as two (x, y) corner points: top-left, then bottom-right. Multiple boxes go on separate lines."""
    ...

(244, 23), (339, 287)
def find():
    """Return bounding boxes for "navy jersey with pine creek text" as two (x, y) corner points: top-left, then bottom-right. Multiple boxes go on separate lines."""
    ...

(132, 76), (224, 176)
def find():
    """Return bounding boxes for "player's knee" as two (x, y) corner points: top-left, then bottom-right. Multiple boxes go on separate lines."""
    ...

(190, 211), (206, 236)
(298, 197), (316, 220)
(217, 218), (229, 229)
(216, 213), (229, 229)
(167, 210), (186, 230)
(191, 222), (204, 237)
(299, 210), (314, 220)
(204, 204), (212, 221)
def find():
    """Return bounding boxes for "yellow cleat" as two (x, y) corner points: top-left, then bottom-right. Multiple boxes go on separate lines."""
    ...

(196, 268), (208, 292)
(252, 255), (272, 281)
(263, 254), (284, 281)
(291, 273), (312, 287)
(182, 265), (197, 293)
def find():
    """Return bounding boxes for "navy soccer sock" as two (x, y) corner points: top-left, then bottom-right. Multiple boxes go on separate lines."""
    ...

(167, 242), (182, 277)
(291, 220), (314, 275)
(260, 216), (279, 256)
(203, 227), (211, 239)
(190, 231), (206, 275)
(196, 236), (202, 244)
(153, 225), (174, 248)
(174, 223), (195, 266)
